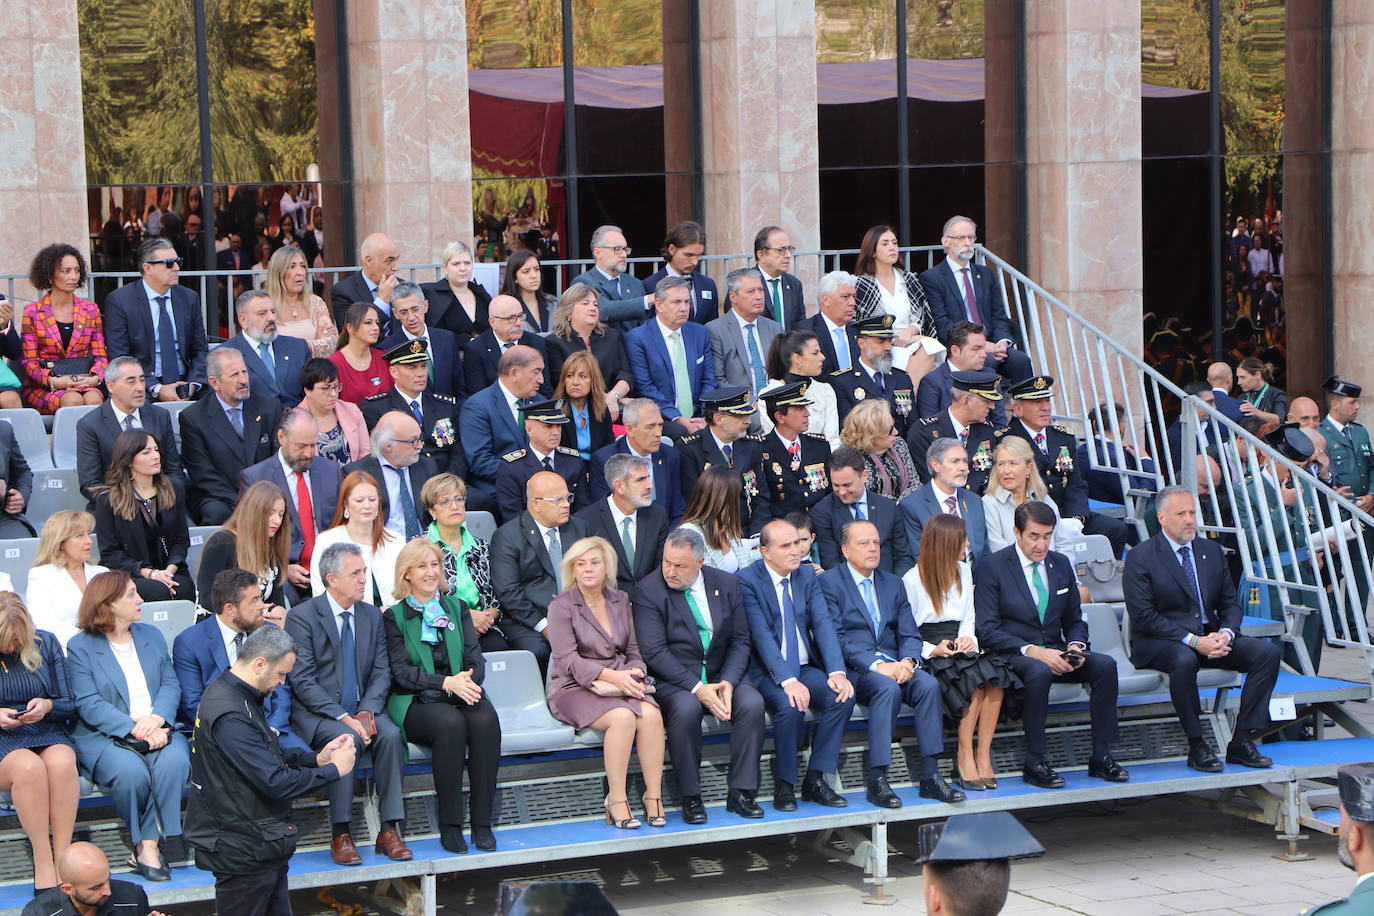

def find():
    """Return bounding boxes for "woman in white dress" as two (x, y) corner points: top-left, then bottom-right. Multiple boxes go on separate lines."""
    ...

(982, 436), (1085, 554)
(756, 330), (841, 448)
(677, 467), (760, 573)
(26, 510), (107, 648)
(903, 514), (1018, 791)
(309, 470), (403, 608)
(853, 225), (945, 388)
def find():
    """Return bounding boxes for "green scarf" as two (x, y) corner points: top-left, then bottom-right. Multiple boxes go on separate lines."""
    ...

(384, 593), (467, 755)
(427, 521), (480, 609)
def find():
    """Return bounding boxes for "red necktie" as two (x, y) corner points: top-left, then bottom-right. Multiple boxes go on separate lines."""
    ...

(960, 268), (983, 326)
(788, 442), (800, 461)
(1035, 432), (1046, 453)
(296, 472), (315, 569)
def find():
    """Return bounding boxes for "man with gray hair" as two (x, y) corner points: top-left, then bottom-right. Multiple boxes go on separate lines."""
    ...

(285, 541), (412, 866)
(75, 355), (183, 504)
(377, 280), (464, 398)
(459, 342), (547, 501)
(631, 526), (766, 824)
(898, 437), (989, 562)
(577, 452), (668, 589)
(625, 275), (719, 438)
(220, 288), (311, 407)
(589, 397), (687, 524)
(707, 268), (780, 410)
(802, 269), (860, 373)
(179, 345), (283, 524)
(570, 224), (652, 331)
(344, 410), (438, 539)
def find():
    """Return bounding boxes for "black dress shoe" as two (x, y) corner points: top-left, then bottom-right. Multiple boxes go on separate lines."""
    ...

(472, 826), (496, 851)
(682, 795), (708, 824)
(866, 775), (902, 808)
(725, 789), (763, 819)
(127, 856), (170, 882)
(773, 779), (797, 812)
(1021, 761), (1066, 789)
(1088, 755), (1130, 782)
(1226, 736), (1274, 769)
(801, 774), (848, 808)
(918, 775), (966, 803)
(1186, 743), (1224, 773)
(439, 825), (468, 854)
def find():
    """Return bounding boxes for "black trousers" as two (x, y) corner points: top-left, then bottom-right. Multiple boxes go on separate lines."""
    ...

(404, 696), (501, 828)
(480, 619), (551, 674)
(132, 569), (195, 603)
(215, 862), (291, 916)
(1135, 634), (1281, 739)
(658, 682), (765, 796)
(1008, 651), (1118, 764)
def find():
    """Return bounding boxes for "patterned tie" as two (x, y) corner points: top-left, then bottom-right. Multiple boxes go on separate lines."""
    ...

(621, 516), (635, 570)
(780, 576), (800, 676)
(296, 471), (315, 569)
(860, 577), (881, 635)
(959, 429), (969, 446)
(833, 327), (851, 371)
(1178, 545), (1206, 632)
(338, 611), (359, 712)
(959, 268), (984, 326)
(122, 414), (134, 431)
(155, 296), (182, 383)
(232, 630), (246, 664)
(683, 587), (710, 682)
(1031, 562), (1048, 622)
(668, 330), (694, 419)
(745, 323), (767, 391)
(1035, 431), (1046, 454)
(944, 494), (958, 515)
(393, 466), (421, 539)
(542, 455), (553, 472)
(230, 406), (244, 437)
(722, 443), (733, 467)
(788, 441), (800, 463)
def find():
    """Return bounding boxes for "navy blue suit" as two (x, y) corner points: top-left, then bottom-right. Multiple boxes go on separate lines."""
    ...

(624, 319), (719, 423)
(377, 326), (465, 401)
(459, 382), (528, 495)
(589, 437), (686, 526)
(221, 332), (311, 408)
(171, 616), (308, 751)
(819, 565), (944, 774)
(643, 268), (721, 325)
(800, 313), (859, 374)
(914, 361), (1009, 427)
(103, 281), (210, 393)
(1078, 437), (1160, 504)
(973, 545), (1119, 764)
(569, 267), (651, 331)
(239, 454), (340, 567)
(918, 261), (1032, 383)
(899, 483), (989, 562)
(811, 491), (913, 577)
(739, 561), (855, 783)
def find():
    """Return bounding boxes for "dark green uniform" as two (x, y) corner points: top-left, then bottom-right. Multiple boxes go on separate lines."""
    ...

(1321, 415), (1374, 636)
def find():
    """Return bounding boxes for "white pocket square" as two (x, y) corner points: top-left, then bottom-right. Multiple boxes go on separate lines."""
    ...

(1055, 587), (1069, 595)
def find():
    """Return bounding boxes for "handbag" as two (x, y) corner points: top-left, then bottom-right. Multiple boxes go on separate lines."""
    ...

(1075, 555), (1126, 603)
(50, 356), (95, 377)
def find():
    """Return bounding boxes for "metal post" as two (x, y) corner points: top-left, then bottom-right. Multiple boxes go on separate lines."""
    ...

(191, 0), (218, 333)
(560, 0), (581, 259)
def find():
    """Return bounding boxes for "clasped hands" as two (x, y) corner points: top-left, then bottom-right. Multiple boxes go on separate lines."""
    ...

(782, 671), (853, 711)
(598, 666), (650, 699)
(695, 680), (735, 721)
(1193, 632), (1232, 659)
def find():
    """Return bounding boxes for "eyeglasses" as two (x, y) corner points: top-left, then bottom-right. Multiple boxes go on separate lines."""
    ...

(397, 437), (424, 447)
(311, 383), (342, 394)
(432, 495), (466, 508)
(764, 245), (797, 255)
(945, 235), (977, 243)
(145, 257), (183, 269)
(597, 245), (632, 255)
(532, 495), (573, 506)
(490, 313), (523, 322)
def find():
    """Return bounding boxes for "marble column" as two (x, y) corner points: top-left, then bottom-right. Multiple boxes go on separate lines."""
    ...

(344, 0), (473, 269)
(1331, 4), (1374, 405)
(1024, 0), (1143, 422)
(0, 0), (89, 295)
(699, 0), (821, 299)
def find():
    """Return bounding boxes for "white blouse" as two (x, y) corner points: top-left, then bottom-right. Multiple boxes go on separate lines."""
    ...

(27, 563), (107, 649)
(309, 526), (404, 609)
(757, 377), (842, 448)
(902, 561), (977, 658)
(110, 638), (153, 719)
(982, 489), (1086, 554)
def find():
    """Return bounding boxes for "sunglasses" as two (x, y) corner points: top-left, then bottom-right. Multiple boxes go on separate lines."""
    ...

(145, 258), (183, 269)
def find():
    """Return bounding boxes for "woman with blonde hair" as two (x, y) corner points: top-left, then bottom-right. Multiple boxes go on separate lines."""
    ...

(841, 399), (920, 501)
(265, 244), (337, 357)
(194, 481), (291, 620)
(545, 537), (665, 830)
(27, 510), (107, 648)
(982, 437), (1082, 553)
(677, 467), (760, 572)
(902, 514), (1017, 790)
(309, 471), (403, 608)
(421, 241), (491, 346)
(545, 282), (632, 421)
(383, 538), (500, 854)
(554, 350), (616, 460)
(0, 592), (79, 892)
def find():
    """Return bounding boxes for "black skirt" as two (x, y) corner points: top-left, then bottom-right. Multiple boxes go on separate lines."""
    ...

(919, 620), (1022, 720)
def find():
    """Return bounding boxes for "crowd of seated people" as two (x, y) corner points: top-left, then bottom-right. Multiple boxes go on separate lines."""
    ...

(0, 211), (1357, 898)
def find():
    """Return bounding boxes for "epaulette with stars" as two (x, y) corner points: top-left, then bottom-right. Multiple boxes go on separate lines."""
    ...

(556, 446), (581, 457)
(501, 449), (527, 462)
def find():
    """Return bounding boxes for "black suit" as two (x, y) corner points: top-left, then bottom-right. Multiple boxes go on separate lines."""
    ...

(1123, 532), (1280, 739)
(811, 491), (913, 576)
(92, 490), (193, 602)
(914, 362), (1009, 427)
(918, 261), (1032, 383)
(360, 389), (467, 478)
(631, 567), (764, 796)
(75, 403), (183, 505)
(0, 423), (33, 538)
(462, 330), (552, 398)
(329, 270), (390, 332)
(178, 394), (282, 524)
(239, 454), (341, 567)
(487, 512), (593, 671)
(589, 438), (686, 526)
(421, 279), (491, 348)
(496, 446), (586, 524)
(375, 325), (465, 402)
(559, 406), (616, 460)
(577, 497), (669, 591)
(800, 313), (860, 374)
(342, 454), (438, 535)
(544, 329), (634, 393)
(675, 430), (762, 531)
(974, 545), (1119, 764)
(103, 282), (210, 393)
(755, 268), (806, 328)
(907, 411), (1001, 496)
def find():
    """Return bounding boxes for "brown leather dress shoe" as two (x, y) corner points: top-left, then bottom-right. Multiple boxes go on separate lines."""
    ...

(331, 833), (362, 866)
(374, 828), (413, 861)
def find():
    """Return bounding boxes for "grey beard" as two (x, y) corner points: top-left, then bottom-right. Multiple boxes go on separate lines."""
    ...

(1338, 830), (1356, 871)
(248, 327), (279, 345)
(871, 353), (894, 374)
(955, 248), (975, 262)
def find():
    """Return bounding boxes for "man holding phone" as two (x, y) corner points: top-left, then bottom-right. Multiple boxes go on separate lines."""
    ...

(974, 500), (1127, 789)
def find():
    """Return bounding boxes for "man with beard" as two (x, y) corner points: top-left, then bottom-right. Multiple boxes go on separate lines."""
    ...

(1301, 762), (1374, 914)
(23, 843), (167, 915)
(830, 315), (917, 438)
(222, 290), (310, 408)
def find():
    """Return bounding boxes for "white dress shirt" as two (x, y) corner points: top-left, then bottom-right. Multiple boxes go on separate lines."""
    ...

(110, 638), (154, 720)
(142, 281), (179, 380)
(498, 380), (523, 429)
(111, 405), (142, 431)
(26, 565), (102, 649)
(765, 564), (808, 672)
(903, 562), (976, 658)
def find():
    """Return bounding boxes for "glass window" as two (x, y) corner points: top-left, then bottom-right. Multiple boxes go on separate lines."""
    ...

(816, 0), (899, 169)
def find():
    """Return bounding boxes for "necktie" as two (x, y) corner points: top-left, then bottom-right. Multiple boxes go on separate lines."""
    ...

(860, 577), (881, 635)
(394, 466), (421, 539)
(296, 471), (315, 569)
(944, 494), (958, 515)
(854, 501), (867, 520)
(1178, 545), (1206, 631)
(959, 429), (969, 445)
(1031, 562), (1048, 622)
(769, 278), (784, 324)
(621, 516), (635, 570)
(613, 276), (622, 298)
(122, 414), (134, 431)
(668, 330), (694, 419)
(502, 342), (512, 353)
(542, 455), (553, 472)
(744, 323), (767, 391)
(788, 441), (800, 464)
(155, 296), (182, 382)
(230, 406), (244, 436)
(409, 399), (423, 428)
(546, 528), (562, 571)
(682, 587), (710, 682)
(1035, 431), (1046, 453)
(338, 611), (359, 712)
(257, 342), (275, 384)
(959, 268), (983, 326)
(232, 630), (246, 664)
(722, 443), (733, 466)
(780, 577), (800, 676)
(872, 370), (885, 397)
(833, 327), (851, 370)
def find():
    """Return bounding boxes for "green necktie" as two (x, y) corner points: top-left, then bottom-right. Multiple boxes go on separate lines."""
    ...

(769, 278), (783, 323)
(621, 516), (635, 570)
(668, 330), (694, 419)
(683, 587), (710, 682)
(1031, 561), (1049, 622)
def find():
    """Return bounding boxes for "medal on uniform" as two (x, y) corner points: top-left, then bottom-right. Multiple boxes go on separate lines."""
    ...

(894, 390), (912, 416)
(742, 469), (759, 497)
(1055, 446), (1074, 473)
(854, 388), (866, 401)
(971, 440), (992, 471)
(804, 463), (828, 492)
(772, 461), (783, 477)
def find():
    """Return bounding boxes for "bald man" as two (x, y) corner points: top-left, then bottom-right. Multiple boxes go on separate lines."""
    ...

(462, 294), (552, 396)
(330, 232), (400, 330)
(23, 842), (165, 916)
(1290, 396), (1322, 430)
(1206, 361), (1246, 426)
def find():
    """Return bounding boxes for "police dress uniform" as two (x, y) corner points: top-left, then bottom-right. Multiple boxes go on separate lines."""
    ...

(362, 338), (466, 476)
(829, 315), (918, 437)
(677, 387), (763, 526)
(494, 399), (587, 522)
(1300, 762), (1374, 915)
(907, 369), (1004, 495)
(750, 381), (832, 525)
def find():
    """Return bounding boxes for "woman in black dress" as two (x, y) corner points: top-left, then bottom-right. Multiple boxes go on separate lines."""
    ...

(91, 429), (194, 603)
(902, 514), (1019, 791)
(0, 592), (79, 892)
(422, 241), (491, 347)
(501, 249), (556, 334)
(195, 481), (290, 619)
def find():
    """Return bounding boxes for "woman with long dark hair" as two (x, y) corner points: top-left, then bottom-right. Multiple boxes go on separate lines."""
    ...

(757, 330), (840, 447)
(677, 467), (760, 573)
(853, 225), (942, 387)
(500, 249), (555, 334)
(328, 302), (393, 404)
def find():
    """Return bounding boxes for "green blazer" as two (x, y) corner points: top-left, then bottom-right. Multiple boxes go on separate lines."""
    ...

(1320, 417), (1374, 496)
(382, 594), (485, 751)
(1301, 873), (1374, 915)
